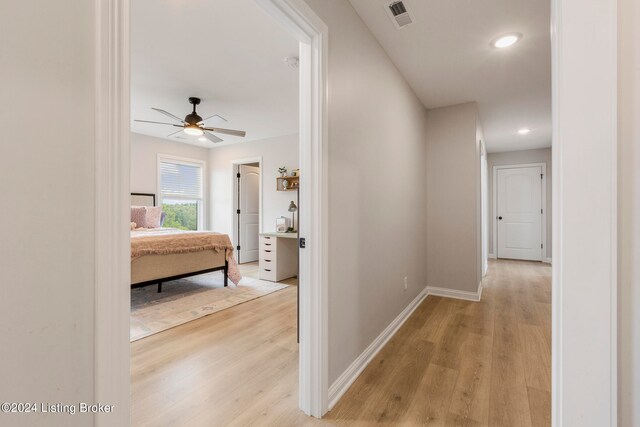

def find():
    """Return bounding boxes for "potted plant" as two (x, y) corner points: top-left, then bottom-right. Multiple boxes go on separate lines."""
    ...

(278, 166), (287, 177)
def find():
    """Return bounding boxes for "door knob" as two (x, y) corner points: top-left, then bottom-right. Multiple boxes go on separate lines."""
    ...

(498, 216), (503, 220)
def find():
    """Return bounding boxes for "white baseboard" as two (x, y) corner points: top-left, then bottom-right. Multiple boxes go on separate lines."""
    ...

(488, 253), (497, 259)
(543, 257), (552, 264)
(327, 286), (429, 410)
(426, 283), (483, 302)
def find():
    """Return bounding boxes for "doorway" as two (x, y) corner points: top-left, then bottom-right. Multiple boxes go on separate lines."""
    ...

(94, 0), (328, 421)
(493, 163), (546, 261)
(234, 161), (261, 264)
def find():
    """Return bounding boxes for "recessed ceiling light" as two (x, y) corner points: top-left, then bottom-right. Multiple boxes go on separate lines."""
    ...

(492, 33), (522, 48)
(518, 128), (531, 135)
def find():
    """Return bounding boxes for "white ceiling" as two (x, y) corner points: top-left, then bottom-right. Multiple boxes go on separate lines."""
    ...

(349, 0), (551, 153)
(131, 0), (299, 148)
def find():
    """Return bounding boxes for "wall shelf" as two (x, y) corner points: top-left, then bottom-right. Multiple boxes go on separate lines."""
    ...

(277, 175), (299, 191)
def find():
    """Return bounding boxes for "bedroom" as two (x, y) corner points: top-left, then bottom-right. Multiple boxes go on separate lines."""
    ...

(127, 0), (302, 420)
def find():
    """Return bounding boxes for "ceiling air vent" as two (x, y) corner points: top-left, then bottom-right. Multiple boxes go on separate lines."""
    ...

(386, 1), (413, 29)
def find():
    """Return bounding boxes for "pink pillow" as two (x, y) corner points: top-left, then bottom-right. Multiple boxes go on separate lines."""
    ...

(144, 206), (163, 228)
(130, 206), (146, 228)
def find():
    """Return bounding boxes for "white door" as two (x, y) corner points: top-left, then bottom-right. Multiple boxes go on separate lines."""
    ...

(238, 164), (260, 264)
(497, 166), (542, 261)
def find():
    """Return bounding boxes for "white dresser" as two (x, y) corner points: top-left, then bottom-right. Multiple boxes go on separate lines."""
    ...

(259, 233), (299, 282)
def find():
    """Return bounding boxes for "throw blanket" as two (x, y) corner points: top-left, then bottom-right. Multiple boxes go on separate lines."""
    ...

(131, 228), (241, 285)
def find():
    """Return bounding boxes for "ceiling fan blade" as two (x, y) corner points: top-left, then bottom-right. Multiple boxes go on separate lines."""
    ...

(198, 114), (227, 124)
(167, 129), (184, 138)
(202, 127), (246, 137)
(135, 119), (183, 127)
(204, 131), (223, 143)
(151, 108), (187, 124)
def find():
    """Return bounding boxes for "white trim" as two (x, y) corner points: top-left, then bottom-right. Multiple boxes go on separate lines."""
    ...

(95, 0), (329, 421)
(492, 162), (547, 261)
(426, 283), (483, 302)
(252, 0), (330, 416)
(552, 0), (617, 424)
(551, 2), (562, 423)
(543, 258), (552, 264)
(488, 253), (497, 259)
(328, 286), (429, 410)
(94, 0), (130, 425)
(230, 156), (263, 262)
(157, 153), (207, 230)
(480, 140), (489, 278)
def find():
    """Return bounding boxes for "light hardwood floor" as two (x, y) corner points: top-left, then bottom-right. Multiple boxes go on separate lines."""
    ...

(131, 259), (551, 426)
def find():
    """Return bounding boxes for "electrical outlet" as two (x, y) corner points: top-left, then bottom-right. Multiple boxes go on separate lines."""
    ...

(404, 276), (408, 290)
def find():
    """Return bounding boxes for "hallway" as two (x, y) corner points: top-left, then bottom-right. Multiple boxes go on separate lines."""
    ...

(326, 259), (551, 426)
(131, 259), (551, 426)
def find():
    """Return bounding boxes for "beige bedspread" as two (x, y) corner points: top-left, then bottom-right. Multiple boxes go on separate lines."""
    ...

(131, 228), (241, 285)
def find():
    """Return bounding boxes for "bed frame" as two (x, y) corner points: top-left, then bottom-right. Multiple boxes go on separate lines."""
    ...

(131, 261), (228, 293)
(130, 193), (228, 292)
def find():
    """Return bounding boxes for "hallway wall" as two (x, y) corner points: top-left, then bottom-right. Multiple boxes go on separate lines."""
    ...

(425, 102), (482, 294)
(303, 0), (430, 386)
(0, 2), (96, 426)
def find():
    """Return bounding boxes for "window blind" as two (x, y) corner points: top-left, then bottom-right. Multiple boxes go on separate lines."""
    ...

(159, 160), (202, 199)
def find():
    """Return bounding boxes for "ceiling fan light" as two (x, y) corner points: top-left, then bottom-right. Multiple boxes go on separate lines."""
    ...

(184, 125), (203, 136)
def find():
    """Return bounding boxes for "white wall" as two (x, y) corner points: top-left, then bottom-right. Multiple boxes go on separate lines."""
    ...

(303, 0), (429, 386)
(487, 147), (552, 259)
(425, 102), (482, 294)
(208, 133), (299, 237)
(130, 132), (210, 195)
(130, 132), (211, 226)
(618, 0), (640, 424)
(0, 1), (96, 426)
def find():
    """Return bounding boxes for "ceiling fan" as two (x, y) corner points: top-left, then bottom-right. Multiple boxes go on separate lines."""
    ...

(135, 97), (246, 143)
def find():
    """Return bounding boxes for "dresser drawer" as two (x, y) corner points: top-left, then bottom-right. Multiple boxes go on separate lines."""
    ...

(260, 235), (275, 244)
(259, 239), (277, 252)
(260, 258), (274, 270)
(259, 267), (277, 282)
(260, 248), (275, 260)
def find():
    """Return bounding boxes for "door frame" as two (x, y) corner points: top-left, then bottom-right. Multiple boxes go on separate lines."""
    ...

(231, 157), (263, 264)
(551, 0), (617, 423)
(94, 0), (328, 423)
(492, 162), (547, 262)
(480, 140), (488, 276)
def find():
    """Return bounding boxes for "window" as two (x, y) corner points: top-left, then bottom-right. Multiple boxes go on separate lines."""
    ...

(158, 156), (204, 231)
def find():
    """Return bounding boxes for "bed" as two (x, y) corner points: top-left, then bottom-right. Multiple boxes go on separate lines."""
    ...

(130, 193), (240, 292)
